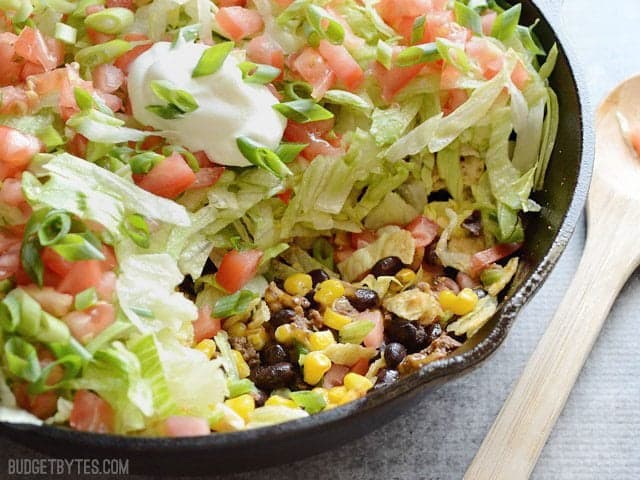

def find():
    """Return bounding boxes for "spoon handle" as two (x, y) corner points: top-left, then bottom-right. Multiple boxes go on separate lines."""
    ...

(465, 223), (636, 479)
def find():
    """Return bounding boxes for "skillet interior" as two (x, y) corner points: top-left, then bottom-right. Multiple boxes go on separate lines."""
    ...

(0, 0), (593, 474)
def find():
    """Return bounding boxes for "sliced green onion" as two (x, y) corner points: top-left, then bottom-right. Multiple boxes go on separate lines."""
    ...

(212, 290), (258, 318)
(37, 210), (71, 246)
(131, 306), (154, 318)
(454, 1), (483, 35)
(150, 80), (198, 113)
(37, 125), (65, 150)
(84, 7), (134, 35)
(272, 99), (334, 123)
(161, 146), (199, 172)
(283, 81), (313, 101)
(275, 142), (307, 163)
(312, 238), (334, 270)
(490, 3), (521, 41)
(54, 22), (77, 44)
(28, 354), (83, 394)
(290, 390), (326, 414)
(538, 43), (558, 80)
(74, 87), (94, 112)
(238, 61), (281, 85)
(192, 41), (234, 78)
(75, 287), (98, 311)
(323, 89), (373, 111)
(227, 378), (257, 398)
(71, 0), (104, 18)
(339, 319), (375, 344)
(51, 233), (105, 262)
(145, 104), (184, 120)
(436, 38), (475, 74)
(376, 39), (393, 70)
(396, 42), (441, 67)
(172, 23), (200, 46)
(305, 4), (345, 45)
(4, 337), (41, 382)
(20, 239), (43, 287)
(121, 213), (150, 248)
(411, 15), (426, 45)
(129, 151), (163, 174)
(236, 136), (292, 179)
(46, 0), (77, 14)
(516, 23), (545, 56)
(75, 39), (132, 69)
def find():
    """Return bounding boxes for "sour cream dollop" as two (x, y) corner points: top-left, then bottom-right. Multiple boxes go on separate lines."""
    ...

(127, 41), (286, 167)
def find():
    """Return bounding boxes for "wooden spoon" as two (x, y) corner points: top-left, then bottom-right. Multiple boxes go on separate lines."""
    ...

(465, 75), (640, 479)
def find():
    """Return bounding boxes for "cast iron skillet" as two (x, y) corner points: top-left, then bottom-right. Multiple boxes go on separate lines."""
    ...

(0, 0), (593, 474)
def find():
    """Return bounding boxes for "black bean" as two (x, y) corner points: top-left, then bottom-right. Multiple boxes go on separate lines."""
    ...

(371, 256), (404, 277)
(386, 319), (426, 352)
(253, 362), (297, 390)
(348, 288), (380, 311)
(262, 344), (288, 365)
(308, 269), (330, 287)
(375, 369), (400, 389)
(461, 210), (482, 236)
(250, 389), (268, 407)
(270, 308), (296, 327)
(383, 342), (407, 369)
(304, 291), (319, 310)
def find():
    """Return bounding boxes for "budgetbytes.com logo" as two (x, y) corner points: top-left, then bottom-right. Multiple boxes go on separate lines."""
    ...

(6, 457), (130, 476)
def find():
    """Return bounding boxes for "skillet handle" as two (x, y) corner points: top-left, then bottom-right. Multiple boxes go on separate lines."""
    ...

(464, 220), (638, 480)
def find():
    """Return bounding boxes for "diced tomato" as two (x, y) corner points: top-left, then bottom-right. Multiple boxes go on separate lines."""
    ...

(217, 0), (246, 7)
(360, 310), (384, 349)
(326, 7), (366, 51)
(456, 271), (479, 290)
(283, 120), (342, 160)
(481, 11), (497, 36)
(630, 126), (640, 158)
(106, 0), (133, 8)
(0, 232), (19, 254)
(351, 230), (376, 250)
(14, 27), (61, 72)
(216, 249), (263, 294)
(322, 364), (349, 388)
(189, 167), (225, 190)
(292, 47), (336, 99)
(63, 302), (116, 343)
(96, 271), (117, 302)
(0, 178), (25, 206)
(38, 348), (65, 386)
(273, 0), (293, 6)
(349, 357), (370, 375)
(469, 242), (523, 277)
(114, 34), (152, 74)
(96, 91), (122, 112)
(246, 35), (285, 70)
(440, 63), (461, 90)
(373, 60), (422, 104)
(511, 61), (531, 90)
(317, 40), (363, 91)
(137, 153), (197, 198)
(92, 64), (124, 93)
(193, 305), (222, 343)
(70, 390), (115, 433)
(466, 37), (504, 80)
(405, 215), (439, 248)
(440, 88), (468, 115)
(376, 0), (430, 27)
(58, 66), (94, 120)
(0, 86), (31, 115)
(215, 7), (264, 41)
(277, 188), (292, 204)
(0, 243), (20, 281)
(22, 285), (73, 317)
(0, 32), (22, 86)
(13, 383), (58, 419)
(0, 126), (42, 180)
(164, 416), (210, 437)
(57, 260), (103, 295)
(41, 246), (72, 277)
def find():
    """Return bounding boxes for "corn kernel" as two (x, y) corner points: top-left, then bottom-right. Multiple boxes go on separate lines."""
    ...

(438, 289), (458, 311)
(293, 328), (310, 347)
(454, 288), (478, 315)
(309, 331), (336, 351)
(284, 273), (313, 296)
(314, 279), (345, 307)
(224, 394), (255, 421)
(303, 351), (332, 385)
(323, 308), (351, 330)
(265, 395), (297, 409)
(195, 339), (217, 359)
(227, 322), (247, 338)
(232, 350), (251, 379)
(339, 390), (360, 404)
(328, 386), (348, 404)
(312, 387), (329, 403)
(247, 328), (268, 351)
(343, 372), (373, 393)
(274, 324), (294, 344)
(396, 268), (416, 285)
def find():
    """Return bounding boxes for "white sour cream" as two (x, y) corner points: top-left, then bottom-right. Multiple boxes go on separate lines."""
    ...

(127, 41), (286, 167)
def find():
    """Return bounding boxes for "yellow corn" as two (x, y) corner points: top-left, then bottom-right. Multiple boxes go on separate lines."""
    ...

(438, 288), (478, 316)
(303, 351), (332, 385)
(327, 386), (359, 405)
(224, 394), (255, 421)
(274, 324), (295, 345)
(232, 350), (251, 379)
(247, 328), (268, 351)
(265, 395), (297, 409)
(314, 279), (345, 307)
(323, 308), (351, 330)
(312, 387), (329, 404)
(396, 268), (416, 285)
(284, 273), (313, 296)
(293, 328), (310, 348)
(308, 330), (336, 351)
(343, 373), (373, 394)
(227, 322), (247, 338)
(194, 339), (217, 359)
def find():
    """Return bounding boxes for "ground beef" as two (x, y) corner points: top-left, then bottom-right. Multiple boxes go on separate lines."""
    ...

(397, 333), (462, 374)
(264, 282), (310, 316)
(229, 336), (260, 369)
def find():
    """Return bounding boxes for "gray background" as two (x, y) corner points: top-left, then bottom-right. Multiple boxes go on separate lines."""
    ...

(2, 0), (639, 478)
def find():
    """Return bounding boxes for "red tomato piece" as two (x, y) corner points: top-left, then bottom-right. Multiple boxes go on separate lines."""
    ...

(292, 47), (336, 99)
(14, 27), (60, 72)
(92, 64), (124, 93)
(360, 310), (384, 349)
(137, 153), (197, 198)
(317, 40), (364, 91)
(0, 32), (22, 86)
(63, 302), (116, 343)
(70, 390), (115, 433)
(440, 88), (468, 116)
(349, 357), (370, 375)
(350, 230), (376, 250)
(189, 167), (225, 190)
(277, 188), (293, 204)
(322, 364), (349, 388)
(96, 271), (117, 302)
(216, 249), (263, 293)
(22, 285), (73, 317)
(13, 383), (58, 419)
(57, 260), (103, 295)
(246, 35), (285, 70)
(217, 0), (247, 7)
(164, 416), (210, 437)
(114, 34), (152, 74)
(215, 7), (264, 41)
(283, 120), (342, 160)
(0, 178), (25, 206)
(481, 11), (497, 36)
(466, 37), (504, 80)
(469, 242), (523, 278)
(0, 126), (42, 180)
(106, 0), (133, 8)
(41, 246), (74, 276)
(511, 61), (531, 90)
(373, 61), (422, 104)
(406, 215), (439, 247)
(0, 242), (20, 281)
(86, 28), (116, 45)
(193, 305), (222, 343)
